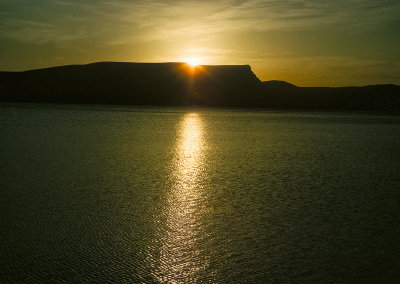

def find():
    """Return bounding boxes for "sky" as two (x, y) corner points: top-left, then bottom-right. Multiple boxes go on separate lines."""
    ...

(0, 0), (399, 86)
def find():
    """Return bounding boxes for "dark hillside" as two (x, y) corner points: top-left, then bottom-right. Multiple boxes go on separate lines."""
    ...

(1, 62), (399, 111)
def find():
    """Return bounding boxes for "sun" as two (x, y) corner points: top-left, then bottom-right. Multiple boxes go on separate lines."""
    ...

(184, 57), (202, 67)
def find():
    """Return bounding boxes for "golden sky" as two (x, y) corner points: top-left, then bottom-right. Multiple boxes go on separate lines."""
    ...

(0, 0), (399, 86)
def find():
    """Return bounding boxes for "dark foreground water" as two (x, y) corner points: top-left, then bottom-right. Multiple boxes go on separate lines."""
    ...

(1, 105), (400, 283)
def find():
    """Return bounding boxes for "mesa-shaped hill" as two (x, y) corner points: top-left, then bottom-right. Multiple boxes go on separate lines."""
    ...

(0, 62), (260, 106)
(1, 62), (399, 111)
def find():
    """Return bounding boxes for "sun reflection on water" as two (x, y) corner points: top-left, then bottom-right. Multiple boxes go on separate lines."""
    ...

(155, 113), (208, 283)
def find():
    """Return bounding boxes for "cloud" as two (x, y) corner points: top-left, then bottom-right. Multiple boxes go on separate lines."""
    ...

(98, 0), (400, 44)
(1, 0), (399, 46)
(0, 18), (86, 44)
(0, 0), (93, 44)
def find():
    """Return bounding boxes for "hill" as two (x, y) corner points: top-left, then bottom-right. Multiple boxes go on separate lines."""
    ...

(1, 62), (399, 111)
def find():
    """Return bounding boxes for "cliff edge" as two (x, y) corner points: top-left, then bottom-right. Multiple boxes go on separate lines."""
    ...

(1, 62), (399, 111)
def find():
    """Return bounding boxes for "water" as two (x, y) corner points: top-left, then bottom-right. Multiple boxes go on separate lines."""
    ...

(1, 105), (400, 283)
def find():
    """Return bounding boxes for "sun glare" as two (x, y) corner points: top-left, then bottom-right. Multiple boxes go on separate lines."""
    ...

(184, 57), (202, 67)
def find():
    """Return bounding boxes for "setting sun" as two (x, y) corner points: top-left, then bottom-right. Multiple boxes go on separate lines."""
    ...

(184, 57), (202, 67)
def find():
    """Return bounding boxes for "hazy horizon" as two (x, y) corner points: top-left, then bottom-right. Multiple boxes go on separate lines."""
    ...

(1, 60), (400, 88)
(1, 0), (399, 87)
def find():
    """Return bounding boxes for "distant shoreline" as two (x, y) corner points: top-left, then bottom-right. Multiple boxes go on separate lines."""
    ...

(2, 102), (400, 117)
(1, 62), (399, 112)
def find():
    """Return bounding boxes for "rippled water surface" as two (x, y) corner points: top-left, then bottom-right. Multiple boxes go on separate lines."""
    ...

(1, 105), (400, 283)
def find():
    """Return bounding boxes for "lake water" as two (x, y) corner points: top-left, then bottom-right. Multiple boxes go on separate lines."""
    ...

(1, 105), (400, 283)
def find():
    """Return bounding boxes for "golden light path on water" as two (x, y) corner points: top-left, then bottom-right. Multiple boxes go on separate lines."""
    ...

(155, 113), (208, 283)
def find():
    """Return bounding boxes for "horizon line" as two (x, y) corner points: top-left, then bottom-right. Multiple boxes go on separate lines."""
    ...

(1, 61), (398, 88)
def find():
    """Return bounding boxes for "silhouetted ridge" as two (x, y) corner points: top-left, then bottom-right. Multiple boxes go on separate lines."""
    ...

(189, 64), (261, 106)
(1, 62), (399, 111)
(0, 62), (192, 105)
(262, 80), (296, 88)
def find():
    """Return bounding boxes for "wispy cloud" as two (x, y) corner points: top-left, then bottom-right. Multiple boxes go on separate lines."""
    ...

(95, 0), (400, 49)
(1, 0), (399, 45)
(0, 18), (86, 44)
